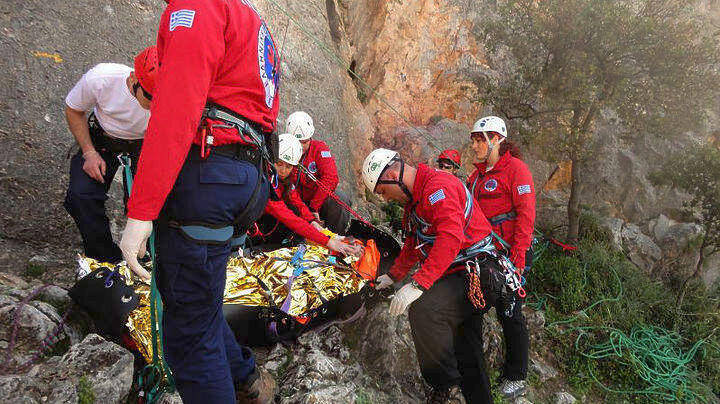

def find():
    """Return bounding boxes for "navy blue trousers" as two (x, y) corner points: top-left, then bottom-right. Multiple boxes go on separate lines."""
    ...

(156, 151), (266, 403)
(64, 146), (136, 263)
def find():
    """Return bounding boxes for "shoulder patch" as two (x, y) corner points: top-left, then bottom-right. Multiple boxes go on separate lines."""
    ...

(517, 184), (532, 195)
(257, 23), (279, 108)
(428, 189), (446, 205)
(169, 9), (195, 31)
(320, 150), (331, 158)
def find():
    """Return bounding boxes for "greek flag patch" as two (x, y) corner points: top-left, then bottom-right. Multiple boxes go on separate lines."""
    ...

(169, 9), (195, 31)
(517, 184), (531, 195)
(428, 189), (446, 205)
(321, 151), (331, 158)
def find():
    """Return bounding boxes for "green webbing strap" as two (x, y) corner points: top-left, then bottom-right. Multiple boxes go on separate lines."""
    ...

(121, 153), (176, 401)
(491, 230), (512, 249)
(148, 233), (175, 390)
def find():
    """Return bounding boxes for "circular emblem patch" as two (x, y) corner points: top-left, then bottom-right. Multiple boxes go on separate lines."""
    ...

(257, 23), (279, 108)
(484, 179), (498, 192)
(308, 161), (318, 173)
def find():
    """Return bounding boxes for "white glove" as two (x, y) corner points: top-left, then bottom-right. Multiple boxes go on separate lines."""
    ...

(119, 218), (153, 282)
(310, 221), (325, 232)
(327, 236), (363, 257)
(375, 274), (394, 290)
(389, 283), (423, 317)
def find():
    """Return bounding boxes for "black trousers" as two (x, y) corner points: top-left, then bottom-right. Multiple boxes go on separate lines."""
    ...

(494, 294), (529, 381)
(408, 272), (493, 403)
(318, 190), (352, 235)
(63, 117), (141, 263)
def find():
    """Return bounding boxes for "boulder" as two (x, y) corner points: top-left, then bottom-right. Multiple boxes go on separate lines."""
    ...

(620, 223), (662, 272)
(554, 391), (577, 404)
(0, 334), (133, 403)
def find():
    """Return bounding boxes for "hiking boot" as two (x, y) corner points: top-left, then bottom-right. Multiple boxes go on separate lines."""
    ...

(499, 379), (527, 399)
(236, 368), (276, 404)
(426, 385), (465, 404)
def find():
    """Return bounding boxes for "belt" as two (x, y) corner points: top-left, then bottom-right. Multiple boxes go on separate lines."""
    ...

(191, 144), (261, 165)
(489, 211), (517, 226)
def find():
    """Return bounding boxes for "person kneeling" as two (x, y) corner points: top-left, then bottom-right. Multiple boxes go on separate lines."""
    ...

(250, 133), (361, 257)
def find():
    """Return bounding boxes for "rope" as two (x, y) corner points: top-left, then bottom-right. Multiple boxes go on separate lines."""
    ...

(121, 155), (175, 403)
(264, 0), (444, 153)
(541, 248), (711, 402)
(297, 164), (375, 228)
(0, 284), (74, 375)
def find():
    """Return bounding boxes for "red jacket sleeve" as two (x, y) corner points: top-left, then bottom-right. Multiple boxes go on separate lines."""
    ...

(308, 144), (339, 211)
(389, 236), (419, 282)
(289, 186), (316, 223)
(509, 162), (536, 269)
(411, 185), (467, 289)
(264, 200), (330, 246)
(127, 0), (226, 220)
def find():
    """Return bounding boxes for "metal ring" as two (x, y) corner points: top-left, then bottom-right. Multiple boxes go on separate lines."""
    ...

(121, 294), (133, 303)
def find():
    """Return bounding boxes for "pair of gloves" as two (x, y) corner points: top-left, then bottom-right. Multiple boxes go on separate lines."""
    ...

(375, 274), (423, 317)
(119, 219), (364, 282)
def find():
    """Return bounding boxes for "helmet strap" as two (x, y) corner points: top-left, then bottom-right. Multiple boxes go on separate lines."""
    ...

(376, 157), (414, 201)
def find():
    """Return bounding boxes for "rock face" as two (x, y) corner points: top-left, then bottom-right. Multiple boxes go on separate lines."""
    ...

(0, 333), (134, 403)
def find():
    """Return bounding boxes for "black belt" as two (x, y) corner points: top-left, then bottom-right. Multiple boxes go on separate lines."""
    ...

(190, 143), (261, 166)
(88, 113), (142, 155)
(489, 211), (517, 226)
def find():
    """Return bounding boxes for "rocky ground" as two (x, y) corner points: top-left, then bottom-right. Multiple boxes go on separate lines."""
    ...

(0, 267), (581, 404)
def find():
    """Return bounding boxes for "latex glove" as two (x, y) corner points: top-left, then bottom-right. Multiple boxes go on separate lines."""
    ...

(389, 283), (423, 317)
(82, 150), (106, 183)
(327, 236), (363, 258)
(375, 274), (394, 290)
(119, 218), (153, 281)
(310, 221), (325, 232)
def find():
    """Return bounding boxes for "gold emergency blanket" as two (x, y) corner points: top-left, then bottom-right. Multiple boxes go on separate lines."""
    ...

(78, 244), (365, 364)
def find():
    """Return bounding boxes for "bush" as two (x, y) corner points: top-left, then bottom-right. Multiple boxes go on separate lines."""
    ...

(529, 221), (720, 402)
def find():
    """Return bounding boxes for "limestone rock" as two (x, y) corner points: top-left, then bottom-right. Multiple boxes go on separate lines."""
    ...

(621, 223), (662, 272)
(554, 391), (577, 404)
(0, 334), (133, 403)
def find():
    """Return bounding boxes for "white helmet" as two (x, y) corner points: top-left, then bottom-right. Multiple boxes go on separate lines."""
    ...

(277, 133), (303, 165)
(471, 116), (507, 138)
(286, 111), (315, 141)
(362, 148), (398, 191)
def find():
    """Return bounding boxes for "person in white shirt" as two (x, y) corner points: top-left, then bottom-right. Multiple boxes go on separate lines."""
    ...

(63, 46), (157, 263)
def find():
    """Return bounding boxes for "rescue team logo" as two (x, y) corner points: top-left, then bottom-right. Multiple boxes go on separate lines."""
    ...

(169, 9), (195, 31)
(428, 189), (446, 205)
(517, 184), (532, 195)
(308, 161), (318, 173)
(257, 23), (279, 108)
(484, 179), (498, 192)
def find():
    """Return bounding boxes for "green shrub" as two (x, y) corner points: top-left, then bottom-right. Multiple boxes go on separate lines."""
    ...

(528, 227), (720, 402)
(24, 262), (44, 278)
(77, 376), (95, 404)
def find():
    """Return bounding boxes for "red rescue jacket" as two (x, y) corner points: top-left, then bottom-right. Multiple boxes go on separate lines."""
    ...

(467, 152), (536, 270)
(263, 180), (330, 246)
(128, 0), (280, 220)
(291, 139), (339, 211)
(389, 164), (493, 290)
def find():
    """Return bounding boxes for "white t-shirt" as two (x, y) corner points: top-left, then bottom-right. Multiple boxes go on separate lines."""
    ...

(65, 63), (149, 140)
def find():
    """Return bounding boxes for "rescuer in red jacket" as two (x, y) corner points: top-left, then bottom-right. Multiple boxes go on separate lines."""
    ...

(286, 111), (352, 234)
(364, 148), (496, 403)
(436, 149), (461, 176)
(118, 1), (281, 402)
(467, 115), (536, 400)
(252, 134), (362, 257)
